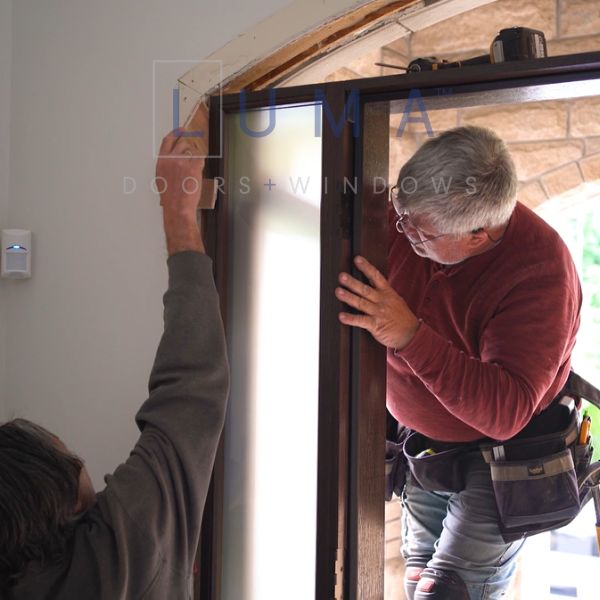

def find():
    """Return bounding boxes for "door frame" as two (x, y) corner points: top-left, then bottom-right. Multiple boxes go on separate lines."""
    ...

(197, 50), (600, 600)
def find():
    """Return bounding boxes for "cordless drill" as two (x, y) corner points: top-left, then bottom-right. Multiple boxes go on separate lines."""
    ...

(378, 27), (548, 73)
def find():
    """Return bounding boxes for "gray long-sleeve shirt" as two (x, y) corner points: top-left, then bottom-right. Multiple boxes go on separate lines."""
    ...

(6, 251), (229, 599)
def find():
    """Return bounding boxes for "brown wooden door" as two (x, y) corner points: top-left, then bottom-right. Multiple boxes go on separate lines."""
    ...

(194, 51), (600, 600)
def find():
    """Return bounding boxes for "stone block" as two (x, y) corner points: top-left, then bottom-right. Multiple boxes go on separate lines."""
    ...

(508, 140), (583, 180)
(585, 136), (600, 155)
(385, 498), (402, 521)
(385, 518), (402, 542)
(580, 153), (600, 181)
(462, 102), (568, 142)
(384, 556), (406, 599)
(548, 33), (600, 56)
(570, 96), (600, 137)
(541, 162), (583, 197)
(559, 0), (600, 38)
(389, 130), (420, 181)
(390, 106), (459, 135)
(346, 47), (383, 78)
(518, 180), (548, 209)
(410, 0), (556, 57)
(323, 67), (362, 82)
(385, 540), (402, 562)
(384, 36), (411, 58)
(380, 47), (411, 74)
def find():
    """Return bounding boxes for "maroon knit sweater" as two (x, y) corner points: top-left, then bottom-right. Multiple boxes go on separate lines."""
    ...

(387, 201), (582, 442)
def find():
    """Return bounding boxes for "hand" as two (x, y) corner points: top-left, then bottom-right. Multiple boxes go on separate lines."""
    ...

(155, 107), (208, 255)
(155, 129), (206, 219)
(181, 100), (210, 159)
(336, 255), (420, 351)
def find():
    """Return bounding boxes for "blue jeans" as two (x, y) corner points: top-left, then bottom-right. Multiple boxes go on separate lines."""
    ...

(400, 451), (525, 600)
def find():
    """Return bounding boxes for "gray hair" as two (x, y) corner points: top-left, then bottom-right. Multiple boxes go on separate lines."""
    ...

(392, 125), (518, 234)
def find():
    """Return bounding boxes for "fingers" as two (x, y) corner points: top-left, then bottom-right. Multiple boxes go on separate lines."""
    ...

(336, 256), (388, 330)
(353, 256), (388, 290)
(158, 130), (180, 156)
(172, 136), (205, 163)
(335, 286), (378, 316)
(338, 312), (373, 330)
(158, 130), (205, 160)
(159, 100), (210, 158)
(338, 271), (377, 301)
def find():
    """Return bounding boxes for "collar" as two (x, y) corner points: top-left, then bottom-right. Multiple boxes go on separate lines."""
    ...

(431, 204), (519, 277)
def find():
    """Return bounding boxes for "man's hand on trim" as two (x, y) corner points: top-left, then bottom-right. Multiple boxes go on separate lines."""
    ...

(336, 255), (420, 351)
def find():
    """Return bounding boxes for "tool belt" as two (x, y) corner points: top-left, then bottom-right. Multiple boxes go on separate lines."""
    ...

(385, 416), (410, 501)
(386, 371), (600, 542)
(481, 398), (584, 541)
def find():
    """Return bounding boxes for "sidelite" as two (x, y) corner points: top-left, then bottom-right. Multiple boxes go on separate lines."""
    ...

(217, 104), (322, 600)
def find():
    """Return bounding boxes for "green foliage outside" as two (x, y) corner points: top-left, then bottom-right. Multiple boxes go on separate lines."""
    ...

(580, 209), (600, 462)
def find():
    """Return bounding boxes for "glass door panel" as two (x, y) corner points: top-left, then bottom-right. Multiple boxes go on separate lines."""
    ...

(221, 103), (322, 600)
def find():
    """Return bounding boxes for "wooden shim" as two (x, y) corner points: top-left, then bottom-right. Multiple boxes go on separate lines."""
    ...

(199, 178), (219, 210)
(182, 100), (219, 210)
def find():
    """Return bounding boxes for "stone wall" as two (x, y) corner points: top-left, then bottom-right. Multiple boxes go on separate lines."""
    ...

(326, 0), (600, 211)
(323, 2), (600, 599)
(389, 96), (600, 209)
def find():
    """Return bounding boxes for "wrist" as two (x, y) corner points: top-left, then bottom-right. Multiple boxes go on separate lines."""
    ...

(163, 213), (205, 256)
(393, 318), (421, 354)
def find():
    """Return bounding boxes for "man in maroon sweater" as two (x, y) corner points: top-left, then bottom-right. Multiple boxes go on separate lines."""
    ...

(336, 125), (581, 600)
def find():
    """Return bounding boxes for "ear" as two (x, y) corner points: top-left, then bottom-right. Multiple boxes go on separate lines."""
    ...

(467, 228), (488, 249)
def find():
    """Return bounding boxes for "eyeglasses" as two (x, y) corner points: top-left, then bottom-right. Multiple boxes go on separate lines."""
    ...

(395, 212), (452, 246)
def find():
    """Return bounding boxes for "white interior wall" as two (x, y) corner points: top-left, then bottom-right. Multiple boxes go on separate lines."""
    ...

(2, 0), (301, 487)
(0, 0), (12, 423)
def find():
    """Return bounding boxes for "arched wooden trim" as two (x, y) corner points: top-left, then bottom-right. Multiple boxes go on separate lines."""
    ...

(222, 0), (419, 91)
(178, 0), (494, 106)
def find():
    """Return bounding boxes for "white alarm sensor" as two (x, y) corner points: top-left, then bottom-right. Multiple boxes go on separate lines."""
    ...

(2, 229), (32, 279)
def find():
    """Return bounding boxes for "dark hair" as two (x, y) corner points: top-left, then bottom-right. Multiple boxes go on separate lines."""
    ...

(0, 419), (83, 587)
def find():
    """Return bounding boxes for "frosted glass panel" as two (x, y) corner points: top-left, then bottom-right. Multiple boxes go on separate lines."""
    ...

(222, 104), (322, 600)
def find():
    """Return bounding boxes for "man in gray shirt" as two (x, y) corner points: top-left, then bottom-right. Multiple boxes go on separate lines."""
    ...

(0, 106), (229, 599)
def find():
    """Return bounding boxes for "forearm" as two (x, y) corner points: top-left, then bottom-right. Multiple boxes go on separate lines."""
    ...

(163, 212), (205, 256)
(159, 147), (207, 256)
(397, 323), (542, 440)
(99, 253), (229, 575)
(139, 252), (228, 423)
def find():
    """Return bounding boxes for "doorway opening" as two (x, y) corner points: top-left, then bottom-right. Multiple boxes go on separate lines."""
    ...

(189, 3), (600, 599)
